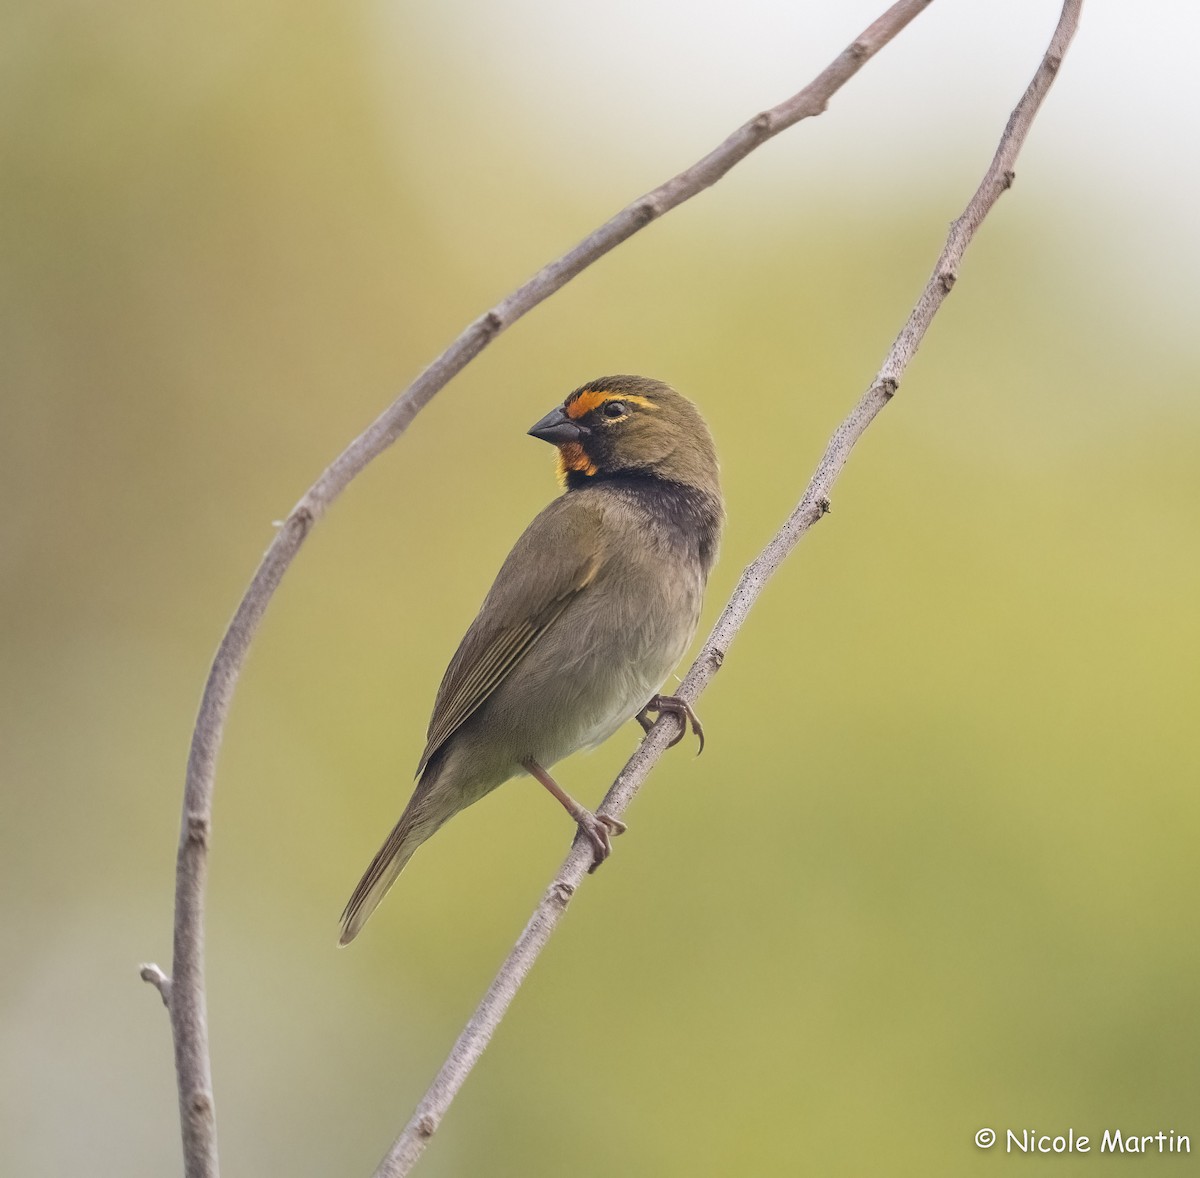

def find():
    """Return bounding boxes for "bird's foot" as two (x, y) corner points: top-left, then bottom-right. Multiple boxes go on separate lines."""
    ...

(637, 694), (705, 755)
(523, 757), (628, 873)
(576, 809), (627, 873)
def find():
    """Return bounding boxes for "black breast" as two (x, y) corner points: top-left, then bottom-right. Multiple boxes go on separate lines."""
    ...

(569, 472), (724, 577)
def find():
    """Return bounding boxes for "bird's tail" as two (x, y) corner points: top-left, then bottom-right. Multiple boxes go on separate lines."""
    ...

(339, 769), (448, 945)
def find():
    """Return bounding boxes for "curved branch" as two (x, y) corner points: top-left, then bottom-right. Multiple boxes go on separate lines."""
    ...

(144, 4), (934, 1175)
(373, 2), (1082, 1175)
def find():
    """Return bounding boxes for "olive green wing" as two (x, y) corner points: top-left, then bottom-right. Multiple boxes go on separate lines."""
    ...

(415, 497), (602, 776)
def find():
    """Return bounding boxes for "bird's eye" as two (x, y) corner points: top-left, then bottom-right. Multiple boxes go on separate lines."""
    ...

(602, 400), (629, 419)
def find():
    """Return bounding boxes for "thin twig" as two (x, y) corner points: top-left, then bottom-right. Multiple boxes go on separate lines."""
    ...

(373, 3), (1082, 1175)
(147, 4), (933, 1176)
(140, 963), (173, 1008)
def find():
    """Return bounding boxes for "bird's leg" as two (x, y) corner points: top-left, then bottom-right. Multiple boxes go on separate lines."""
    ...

(636, 694), (705, 755)
(522, 757), (626, 873)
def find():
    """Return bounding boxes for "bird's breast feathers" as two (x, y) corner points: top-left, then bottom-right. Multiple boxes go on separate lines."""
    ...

(483, 497), (707, 765)
(421, 473), (720, 777)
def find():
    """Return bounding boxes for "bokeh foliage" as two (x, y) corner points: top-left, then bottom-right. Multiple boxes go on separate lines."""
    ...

(3, 3), (1198, 1176)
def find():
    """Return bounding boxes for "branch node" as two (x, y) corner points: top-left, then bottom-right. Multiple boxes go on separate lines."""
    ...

(140, 963), (173, 1008)
(291, 504), (315, 536)
(938, 269), (957, 293)
(482, 309), (503, 336)
(710, 647), (725, 668)
(549, 879), (576, 906)
(817, 496), (832, 517)
(1002, 169), (1016, 190)
(185, 811), (211, 848)
(189, 1091), (214, 1117)
(750, 110), (773, 136)
(848, 39), (870, 62)
(416, 1113), (438, 1139)
(634, 196), (663, 225)
(879, 376), (899, 400)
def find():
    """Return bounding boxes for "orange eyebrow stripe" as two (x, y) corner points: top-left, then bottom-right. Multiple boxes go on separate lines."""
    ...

(564, 391), (657, 419)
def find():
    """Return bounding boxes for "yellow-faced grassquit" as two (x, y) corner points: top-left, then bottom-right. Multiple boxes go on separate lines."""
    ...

(339, 375), (724, 944)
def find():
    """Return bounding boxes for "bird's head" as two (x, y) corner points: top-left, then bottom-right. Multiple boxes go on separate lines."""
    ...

(528, 375), (720, 494)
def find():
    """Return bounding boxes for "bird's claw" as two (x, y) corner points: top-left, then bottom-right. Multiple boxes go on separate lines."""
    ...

(637, 694), (705, 755)
(577, 810), (627, 873)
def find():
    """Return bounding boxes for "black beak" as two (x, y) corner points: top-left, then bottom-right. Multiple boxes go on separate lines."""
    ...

(528, 406), (589, 446)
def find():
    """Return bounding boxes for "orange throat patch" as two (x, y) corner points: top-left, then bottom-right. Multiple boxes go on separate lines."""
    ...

(556, 441), (597, 482)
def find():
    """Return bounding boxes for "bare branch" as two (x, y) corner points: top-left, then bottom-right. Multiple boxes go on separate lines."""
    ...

(373, 3), (1083, 1175)
(149, 5), (933, 1175)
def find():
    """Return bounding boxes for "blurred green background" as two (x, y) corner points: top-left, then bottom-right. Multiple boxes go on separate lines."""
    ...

(4, 1), (1199, 1174)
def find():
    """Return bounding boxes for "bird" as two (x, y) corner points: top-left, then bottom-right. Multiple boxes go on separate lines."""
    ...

(339, 375), (724, 944)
